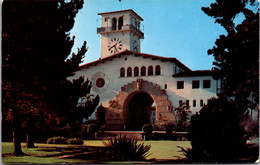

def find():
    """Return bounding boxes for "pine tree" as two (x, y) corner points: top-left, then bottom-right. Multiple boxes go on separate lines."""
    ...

(2, 0), (99, 155)
(202, 0), (259, 112)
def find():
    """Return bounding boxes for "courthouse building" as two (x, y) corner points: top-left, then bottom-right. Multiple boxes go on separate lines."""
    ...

(71, 9), (221, 130)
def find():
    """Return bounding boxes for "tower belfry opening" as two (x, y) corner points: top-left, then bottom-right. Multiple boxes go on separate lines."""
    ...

(97, 9), (144, 58)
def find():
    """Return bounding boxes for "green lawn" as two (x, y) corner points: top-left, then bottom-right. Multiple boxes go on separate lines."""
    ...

(2, 140), (191, 164)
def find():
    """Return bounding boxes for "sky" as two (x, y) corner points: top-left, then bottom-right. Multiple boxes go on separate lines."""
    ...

(70, 0), (228, 71)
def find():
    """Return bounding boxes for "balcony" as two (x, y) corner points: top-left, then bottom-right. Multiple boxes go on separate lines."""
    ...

(97, 24), (144, 38)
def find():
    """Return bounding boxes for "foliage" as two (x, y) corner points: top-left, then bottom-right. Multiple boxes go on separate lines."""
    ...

(187, 97), (246, 163)
(66, 138), (84, 145)
(244, 119), (259, 138)
(86, 124), (98, 134)
(47, 137), (68, 144)
(142, 124), (153, 134)
(47, 137), (84, 145)
(2, 0), (99, 154)
(102, 135), (151, 161)
(202, 0), (259, 111)
(81, 124), (98, 140)
(174, 102), (191, 132)
(165, 122), (175, 134)
(177, 146), (192, 162)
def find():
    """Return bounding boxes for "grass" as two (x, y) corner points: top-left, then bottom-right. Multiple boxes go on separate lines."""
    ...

(143, 140), (191, 160)
(2, 140), (191, 164)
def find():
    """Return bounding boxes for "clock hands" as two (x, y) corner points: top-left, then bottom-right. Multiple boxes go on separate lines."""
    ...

(108, 43), (117, 51)
(108, 38), (123, 54)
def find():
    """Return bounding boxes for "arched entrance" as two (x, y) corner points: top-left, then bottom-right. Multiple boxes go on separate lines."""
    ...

(124, 92), (154, 130)
(104, 79), (176, 130)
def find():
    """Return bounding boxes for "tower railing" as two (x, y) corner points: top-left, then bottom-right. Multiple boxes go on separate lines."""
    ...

(97, 24), (144, 38)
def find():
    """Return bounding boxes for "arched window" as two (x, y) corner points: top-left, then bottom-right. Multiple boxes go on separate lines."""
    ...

(134, 67), (139, 76)
(155, 65), (161, 75)
(127, 67), (132, 77)
(120, 67), (125, 77)
(112, 18), (117, 31)
(148, 66), (153, 76)
(118, 17), (123, 30)
(141, 66), (146, 76)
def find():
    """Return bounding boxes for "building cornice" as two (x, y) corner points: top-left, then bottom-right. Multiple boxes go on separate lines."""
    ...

(98, 9), (143, 21)
(172, 70), (213, 77)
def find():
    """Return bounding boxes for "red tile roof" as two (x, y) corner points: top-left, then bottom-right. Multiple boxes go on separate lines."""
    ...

(79, 50), (192, 72)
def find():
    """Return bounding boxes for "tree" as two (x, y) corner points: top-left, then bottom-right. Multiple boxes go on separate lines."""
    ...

(188, 97), (246, 163)
(174, 102), (191, 132)
(202, 0), (259, 113)
(2, 0), (99, 155)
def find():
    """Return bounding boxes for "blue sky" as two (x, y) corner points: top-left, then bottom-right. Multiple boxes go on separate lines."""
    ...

(70, 0), (228, 70)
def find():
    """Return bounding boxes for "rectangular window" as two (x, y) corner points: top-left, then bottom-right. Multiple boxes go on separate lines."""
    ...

(192, 80), (200, 89)
(193, 100), (196, 107)
(165, 84), (167, 89)
(203, 80), (211, 88)
(177, 81), (184, 89)
(179, 100), (182, 106)
(200, 99), (203, 107)
(186, 100), (189, 107)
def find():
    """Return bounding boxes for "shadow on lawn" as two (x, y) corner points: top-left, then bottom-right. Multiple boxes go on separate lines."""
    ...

(2, 145), (186, 164)
(35, 145), (186, 163)
(37, 145), (106, 159)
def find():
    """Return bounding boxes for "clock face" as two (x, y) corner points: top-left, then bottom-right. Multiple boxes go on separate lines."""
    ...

(107, 38), (123, 54)
(133, 40), (139, 52)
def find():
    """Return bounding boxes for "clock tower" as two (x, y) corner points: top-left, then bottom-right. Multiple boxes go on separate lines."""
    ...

(97, 9), (144, 58)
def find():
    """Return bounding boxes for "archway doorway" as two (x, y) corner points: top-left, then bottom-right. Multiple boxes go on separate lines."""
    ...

(105, 79), (176, 131)
(124, 92), (154, 130)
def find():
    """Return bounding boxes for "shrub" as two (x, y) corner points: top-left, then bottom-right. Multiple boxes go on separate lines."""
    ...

(81, 124), (98, 139)
(66, 138), (84, 145)
(142, 124), (153, 134)
(174, 102), (191, 132)
(244, 120), (259, 138)
(47, 137), (84, 145)
(87, 124), (98, 139)
(165, 122), (175, 134)
(103, 135), (151, 161)
(81, 124), (88, 135)
(177, 146), (192, 162)
(47, 136), (68, 144)
(87, 124), (98, 133)
(185, 97), (247, 163)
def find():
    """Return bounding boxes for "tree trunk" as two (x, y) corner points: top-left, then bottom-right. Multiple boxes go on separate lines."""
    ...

(11, 89), (24, 156)
(26, 131), (35, 148)
(12, 109), (24, 156)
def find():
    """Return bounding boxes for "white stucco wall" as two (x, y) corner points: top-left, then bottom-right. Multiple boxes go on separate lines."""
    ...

(170, 76), (218, 113)
(70, 53), (218, 119)
(98, 10), (143, 58)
